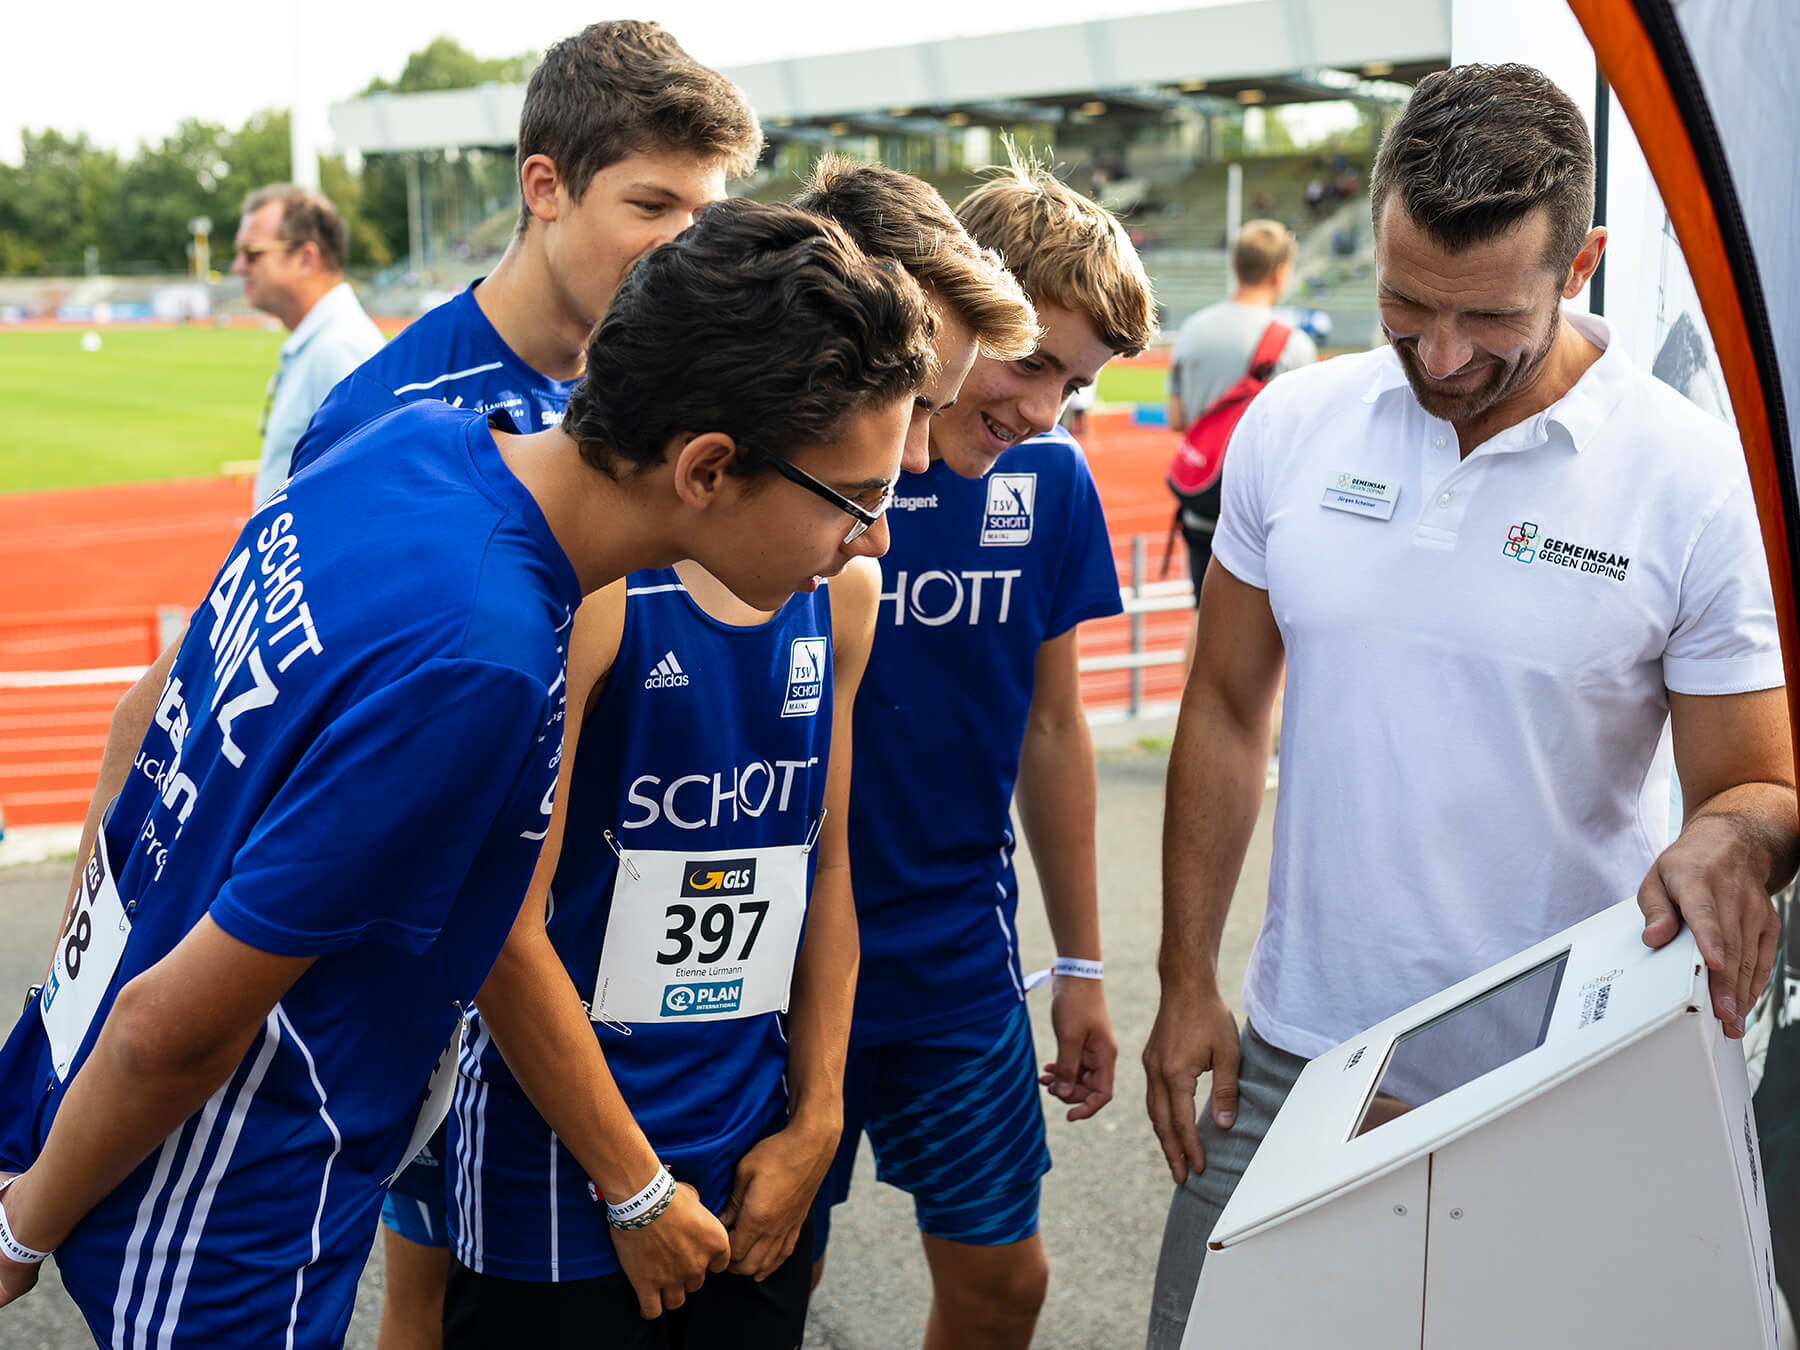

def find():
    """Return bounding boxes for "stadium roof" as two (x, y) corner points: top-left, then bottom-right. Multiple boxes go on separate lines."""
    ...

(329, 0), (1450, 154)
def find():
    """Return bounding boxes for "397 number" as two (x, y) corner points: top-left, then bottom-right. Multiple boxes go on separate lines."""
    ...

(658, 900), (770, 966)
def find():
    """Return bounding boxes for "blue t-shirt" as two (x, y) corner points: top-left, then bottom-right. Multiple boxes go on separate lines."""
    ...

(848, 426), (1122, 1045)
(289, 281), (576, 478)
(450, 569), (834, 1281)
(0, 401), (576, 1349)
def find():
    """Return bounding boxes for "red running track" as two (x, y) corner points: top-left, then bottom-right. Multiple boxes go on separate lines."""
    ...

(0, 411), (1190, 826)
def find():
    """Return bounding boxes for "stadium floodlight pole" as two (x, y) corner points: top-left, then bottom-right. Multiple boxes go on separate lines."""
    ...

(288, 0), (321, 189)
(1225, 161), (1243, 298)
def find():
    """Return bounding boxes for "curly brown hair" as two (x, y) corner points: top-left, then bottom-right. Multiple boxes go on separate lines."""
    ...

(565, 199), (933, 479)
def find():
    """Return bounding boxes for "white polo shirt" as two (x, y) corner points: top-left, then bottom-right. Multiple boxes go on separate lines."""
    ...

(1213, 311), (1782, 1060)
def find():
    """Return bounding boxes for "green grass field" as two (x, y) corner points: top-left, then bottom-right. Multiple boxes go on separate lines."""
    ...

(0, 327), (287, 493)
(0, 325), (1168, 496)
(1093, 363), (1167, 407)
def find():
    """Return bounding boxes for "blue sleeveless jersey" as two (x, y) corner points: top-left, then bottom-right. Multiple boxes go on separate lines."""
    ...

(848, 426), (1122, 1046)
(290, 281), (576, 478)
(449, 570), (834, 1281)
(0, 400), (574, 1349)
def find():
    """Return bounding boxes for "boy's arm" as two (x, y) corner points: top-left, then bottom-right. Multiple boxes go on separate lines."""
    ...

(1014, 625), (1116, 1121)
(47, 634), (181, 975)
(2, 920), (314, 1306)
(470, 582), (729, 1318)
(718, 557), (878, 1280)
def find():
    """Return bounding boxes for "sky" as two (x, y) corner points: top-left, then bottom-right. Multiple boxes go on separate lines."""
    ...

(3, 0), (1229, 164)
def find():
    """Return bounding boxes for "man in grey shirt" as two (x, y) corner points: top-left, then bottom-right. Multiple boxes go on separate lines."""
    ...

(1166, 221), (1316, 626)
(232, 184), (385, 503)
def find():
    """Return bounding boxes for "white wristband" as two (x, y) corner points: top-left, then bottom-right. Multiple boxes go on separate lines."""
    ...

(0, 1177), (48, 1266)
(1023, 958), (1104, 991)
(604, 1164), (675, 1225)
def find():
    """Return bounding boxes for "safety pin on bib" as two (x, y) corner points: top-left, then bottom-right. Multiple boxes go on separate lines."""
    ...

(602, 829), (642, 881)
(801, 810), (828, 855)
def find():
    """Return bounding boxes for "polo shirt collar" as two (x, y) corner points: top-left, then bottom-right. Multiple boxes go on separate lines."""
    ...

(1359, 308), (1628, 455)
(281, 281), (359, 357)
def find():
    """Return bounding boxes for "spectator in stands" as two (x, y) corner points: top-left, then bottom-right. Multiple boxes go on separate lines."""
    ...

(232, 185), (384, 504)
(1165, 220), (1314, 663)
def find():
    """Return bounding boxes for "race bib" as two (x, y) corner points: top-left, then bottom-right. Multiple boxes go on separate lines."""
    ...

(41, 828), (132, 1081)
(388, 1016), (463, 1184)
(591, 842), (810, 1025)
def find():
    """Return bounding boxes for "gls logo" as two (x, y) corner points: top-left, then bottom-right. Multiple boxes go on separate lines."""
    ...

(981, 473), (1036, 546)
(681, 858), (757, 897)
(781, 638), (827, 718)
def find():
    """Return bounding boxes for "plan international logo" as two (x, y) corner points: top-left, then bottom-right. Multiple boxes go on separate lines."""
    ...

(981, 473), (1036, 546)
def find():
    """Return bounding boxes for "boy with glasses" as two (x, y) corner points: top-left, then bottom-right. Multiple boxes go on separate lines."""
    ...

(0, 200), (931, 1350)
(442, 160), (1035, 1348)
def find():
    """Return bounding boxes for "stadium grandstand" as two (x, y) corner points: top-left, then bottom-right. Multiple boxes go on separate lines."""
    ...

(329, 0), (1449, 337)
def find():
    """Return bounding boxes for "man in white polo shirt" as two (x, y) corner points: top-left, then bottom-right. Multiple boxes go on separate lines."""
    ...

(1141, 62), (1797, 1349)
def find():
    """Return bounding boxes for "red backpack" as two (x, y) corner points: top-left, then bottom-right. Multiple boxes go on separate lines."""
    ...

(1166, 320), (1291, 505)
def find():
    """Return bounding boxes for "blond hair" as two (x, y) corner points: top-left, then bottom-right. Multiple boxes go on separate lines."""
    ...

(955, 147), (1156, 357)
(1232, 220), (1296, 287)
(793, 155), (1038, 361)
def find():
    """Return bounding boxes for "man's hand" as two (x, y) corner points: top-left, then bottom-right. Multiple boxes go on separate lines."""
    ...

(609, 1182), (731, 1319)
(1142, 985), (1239, 1184)
(1639, 813), (1782, 1038)
(717, 1117), (839, 1281)
(0, 1173), (43, 1310)
(1039, 978), (1116, 1120)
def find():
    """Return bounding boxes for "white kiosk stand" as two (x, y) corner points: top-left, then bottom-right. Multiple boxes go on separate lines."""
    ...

(1184, 898), (1778, 1348)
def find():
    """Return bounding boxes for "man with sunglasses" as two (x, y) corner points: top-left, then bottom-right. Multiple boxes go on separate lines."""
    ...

(231, 184), (383, 505)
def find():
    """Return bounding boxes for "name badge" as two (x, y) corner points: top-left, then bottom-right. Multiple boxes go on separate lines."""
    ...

(591, 840), (811, 1025)
(1322, 471), (1400, 520)
(41, 826), (132, 1081)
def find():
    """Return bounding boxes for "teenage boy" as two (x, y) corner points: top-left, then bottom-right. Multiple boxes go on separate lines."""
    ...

(438, 160), (1036, 1348)
(0, 200), (931, 1349)
(811, 157), (1158, 1350)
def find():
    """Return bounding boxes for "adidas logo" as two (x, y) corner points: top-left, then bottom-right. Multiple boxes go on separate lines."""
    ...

(644, 651), (690, 690)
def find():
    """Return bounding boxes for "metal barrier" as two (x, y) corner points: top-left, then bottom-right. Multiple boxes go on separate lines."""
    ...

(1081, 534), (1194, 720)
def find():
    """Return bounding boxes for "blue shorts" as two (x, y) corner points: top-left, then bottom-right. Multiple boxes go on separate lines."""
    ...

(382, 1119), (449, 1249)
(812, 1000), (1050, 1255)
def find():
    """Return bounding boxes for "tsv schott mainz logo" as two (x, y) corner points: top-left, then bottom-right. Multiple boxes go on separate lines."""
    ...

(781, 637), (826, 717)
(981, 472), (1037, 546)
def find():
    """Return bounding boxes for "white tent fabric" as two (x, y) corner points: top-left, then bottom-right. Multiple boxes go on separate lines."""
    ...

(1673, 0), (1798, 482)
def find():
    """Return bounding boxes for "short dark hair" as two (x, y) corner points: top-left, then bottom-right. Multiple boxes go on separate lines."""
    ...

(793, 155), (1038, 361)
(241, 183), (350, 273)
(1371, 63), (1595, 271)
(565, 199), (932, 479)
(516, 21), (762, 231)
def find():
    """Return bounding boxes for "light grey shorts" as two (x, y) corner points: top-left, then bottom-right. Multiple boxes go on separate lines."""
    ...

(1145, 1022), (1308, 1350)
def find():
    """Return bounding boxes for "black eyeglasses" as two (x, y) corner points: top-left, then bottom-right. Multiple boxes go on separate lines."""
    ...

(767, 456), (895, 544)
